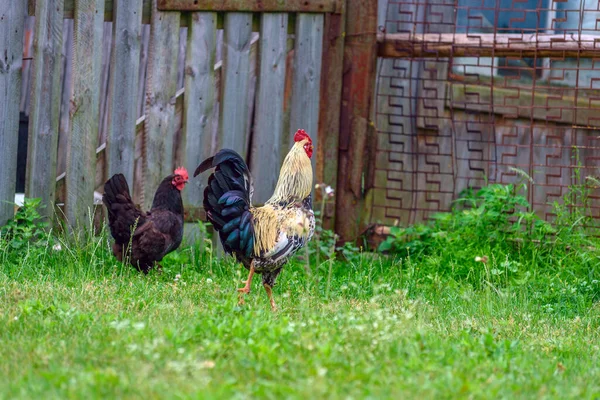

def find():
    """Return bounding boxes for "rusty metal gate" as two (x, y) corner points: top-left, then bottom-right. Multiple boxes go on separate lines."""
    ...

(371, 0), (600, 228)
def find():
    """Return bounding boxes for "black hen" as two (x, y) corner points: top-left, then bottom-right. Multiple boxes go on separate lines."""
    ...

(103, 168), (188, 273)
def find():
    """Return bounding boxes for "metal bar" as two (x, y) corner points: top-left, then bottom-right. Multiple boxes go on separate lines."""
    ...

(378, 33), (600, 58)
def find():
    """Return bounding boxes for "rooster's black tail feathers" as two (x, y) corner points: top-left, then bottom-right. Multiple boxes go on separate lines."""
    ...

(196, 149), (255, 257)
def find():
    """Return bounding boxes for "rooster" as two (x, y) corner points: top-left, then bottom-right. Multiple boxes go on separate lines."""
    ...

(102, 168), (189, 273)
(195, 129), (315, 310)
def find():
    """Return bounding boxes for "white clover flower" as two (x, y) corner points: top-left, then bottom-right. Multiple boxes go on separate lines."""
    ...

(206, 278), (213, 284)
(52, 243), (62, 251)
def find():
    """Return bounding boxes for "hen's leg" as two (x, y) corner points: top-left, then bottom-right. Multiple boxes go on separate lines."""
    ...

(263, 284), (277, 312)
(237, 262), (255, 304)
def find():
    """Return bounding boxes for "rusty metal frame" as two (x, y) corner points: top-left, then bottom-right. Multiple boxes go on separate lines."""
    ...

(369, 0), (600, 236)
(377, 33), (600, 58)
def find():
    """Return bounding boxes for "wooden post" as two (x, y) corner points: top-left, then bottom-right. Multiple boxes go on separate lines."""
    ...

(106, 0), (143, 185)
(0, 1), (27, 226)
(26, 0), (64, 223)
(335, 0), (378, 243)
(250, 13), (289, 204)
(66, 0), (105, 231)
(317, 4), (346, 229)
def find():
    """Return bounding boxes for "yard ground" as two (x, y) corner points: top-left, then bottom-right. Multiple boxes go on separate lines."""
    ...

(1, 230), (599, 399)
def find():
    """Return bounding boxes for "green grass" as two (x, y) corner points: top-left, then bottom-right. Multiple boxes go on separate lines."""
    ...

(1, 226), (599, 399)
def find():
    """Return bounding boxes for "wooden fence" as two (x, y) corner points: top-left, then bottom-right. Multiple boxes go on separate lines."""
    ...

(1, 0), (362, 235)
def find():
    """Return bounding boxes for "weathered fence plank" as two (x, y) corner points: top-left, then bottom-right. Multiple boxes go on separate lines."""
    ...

(244, 33), (259, 159)
(19, 16), (35, 116)
(29, 0), (152, 25)
(137, 25), (151, 119)
(66, 0), (106, 229)
(143, 0), (181, 209)
(26, 0), (64, 222)
(0, 1), (27, 226)
(106, 0), (143, 185)
(158, 0), (343, 13)
(290, 14), (324, 176)
(317, 5), (346, 229)
(182, 12), (217, 208)
(57, 20), (74, 177)
(220, 13), (253, 158)
(250, 13), (289, 204)
(28, 1), (297, 32)
(98, 22), (113, 146)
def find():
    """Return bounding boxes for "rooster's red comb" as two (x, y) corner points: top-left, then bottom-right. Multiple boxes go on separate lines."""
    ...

(174, 167), (189, 180)
(294, 129), (312, 143)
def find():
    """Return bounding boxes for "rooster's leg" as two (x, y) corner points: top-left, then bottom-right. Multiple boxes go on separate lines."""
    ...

(237, 263), (255, 304)
(263, 283), (277, 312)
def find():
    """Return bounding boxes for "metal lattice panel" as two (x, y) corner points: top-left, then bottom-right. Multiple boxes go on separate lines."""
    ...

(372, 0), (600, 227)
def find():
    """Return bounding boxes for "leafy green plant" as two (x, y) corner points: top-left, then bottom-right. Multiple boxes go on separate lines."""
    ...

(551, 148), (600, 240)
(0, 198), (49, 250)
(379, 180), (554, 256)
(303, 183), (362, 268)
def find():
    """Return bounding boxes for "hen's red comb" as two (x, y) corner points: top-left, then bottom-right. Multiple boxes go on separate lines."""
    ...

(174, 166), (189, 180)
(294, 129), (312, 143)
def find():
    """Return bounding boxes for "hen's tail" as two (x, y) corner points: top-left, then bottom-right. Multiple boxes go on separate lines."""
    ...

(103, 174), (145, 245)
(195, 149), (254, 257)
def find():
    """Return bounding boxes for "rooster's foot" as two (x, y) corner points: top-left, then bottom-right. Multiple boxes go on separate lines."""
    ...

(263, 284), (278, 312)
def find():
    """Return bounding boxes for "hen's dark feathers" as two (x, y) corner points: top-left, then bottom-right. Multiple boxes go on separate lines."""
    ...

(102, 174), (146, 245)
(103, 173), (184, 274)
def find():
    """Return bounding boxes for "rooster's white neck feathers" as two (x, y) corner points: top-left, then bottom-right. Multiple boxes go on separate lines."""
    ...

(267, 139), (313, 205)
